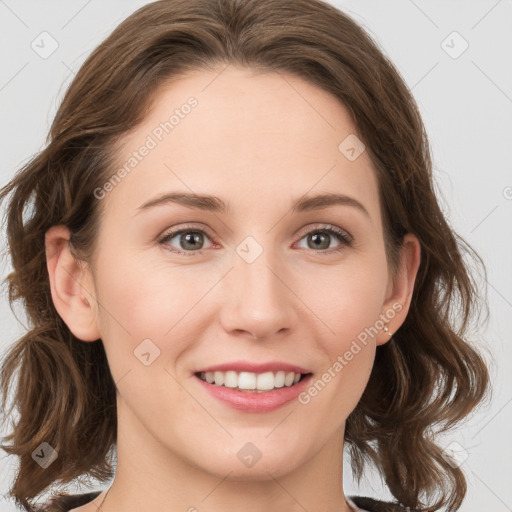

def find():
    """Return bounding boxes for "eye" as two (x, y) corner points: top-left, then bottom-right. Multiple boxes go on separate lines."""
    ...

(295, 224), (353, 254)
(158, 223), (353, 257)
(158, 224), (214, 256)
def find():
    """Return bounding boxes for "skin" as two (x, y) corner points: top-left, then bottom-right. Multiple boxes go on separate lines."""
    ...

(45, 65), (421, 512)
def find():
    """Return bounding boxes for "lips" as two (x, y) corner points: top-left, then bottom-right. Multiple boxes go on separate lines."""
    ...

(194, 360), (311, 374)
(195, 372), (314, 413)
(192, 360), (314, 412)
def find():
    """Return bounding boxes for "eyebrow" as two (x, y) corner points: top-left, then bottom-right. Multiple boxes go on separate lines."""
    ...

(136, 191), (370, 218)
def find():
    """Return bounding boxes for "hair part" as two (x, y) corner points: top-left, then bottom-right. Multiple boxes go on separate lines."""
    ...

(0, 0), (491, 510)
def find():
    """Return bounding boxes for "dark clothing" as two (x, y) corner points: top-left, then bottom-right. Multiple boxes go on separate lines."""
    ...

(351, 496), (416, 511)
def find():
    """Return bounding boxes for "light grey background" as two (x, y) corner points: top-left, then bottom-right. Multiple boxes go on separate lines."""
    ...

(1, 1), (511, 511)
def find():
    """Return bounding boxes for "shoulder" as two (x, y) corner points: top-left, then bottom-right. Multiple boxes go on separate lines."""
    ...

(349, 495), (419, 512)
(34, 491), (103, 512)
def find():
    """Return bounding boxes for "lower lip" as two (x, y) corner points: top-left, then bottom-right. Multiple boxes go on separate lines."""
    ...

(194, 374), (313, 413)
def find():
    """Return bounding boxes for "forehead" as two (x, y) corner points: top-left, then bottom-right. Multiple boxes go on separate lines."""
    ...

(103, 66), (381, 225)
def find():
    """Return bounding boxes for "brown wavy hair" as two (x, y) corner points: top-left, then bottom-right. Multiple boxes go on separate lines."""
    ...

(0, 0), (491, 510)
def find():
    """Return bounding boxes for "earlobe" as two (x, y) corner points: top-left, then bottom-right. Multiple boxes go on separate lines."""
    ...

(376, 233), (422, 346)
(45, 224), (101, 342)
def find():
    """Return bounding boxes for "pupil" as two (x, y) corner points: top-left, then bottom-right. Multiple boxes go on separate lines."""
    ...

(310, 232), (328, 249)
(182, 232), (202, 249)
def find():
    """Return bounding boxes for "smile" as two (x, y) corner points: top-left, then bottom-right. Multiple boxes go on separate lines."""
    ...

(194, 372), (314, 413)
(196, 370), (310, 392)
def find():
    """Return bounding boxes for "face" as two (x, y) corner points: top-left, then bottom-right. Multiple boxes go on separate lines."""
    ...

(48, 65), (419, 483)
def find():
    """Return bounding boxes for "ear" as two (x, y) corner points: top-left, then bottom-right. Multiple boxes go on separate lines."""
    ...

(45, 224), (101, 342)
(376, 233), (421, 346)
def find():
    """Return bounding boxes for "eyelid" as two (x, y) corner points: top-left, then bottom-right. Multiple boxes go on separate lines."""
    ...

(159, 222), (214, 240)
(158, 222), (215, 246)
(294, 223), (353, 243)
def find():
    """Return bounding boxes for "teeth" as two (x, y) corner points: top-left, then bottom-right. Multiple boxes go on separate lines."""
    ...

(199, 370), (305, 391)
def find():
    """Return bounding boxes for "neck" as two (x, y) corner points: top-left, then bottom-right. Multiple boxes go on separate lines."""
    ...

(99, 398), (354, 512)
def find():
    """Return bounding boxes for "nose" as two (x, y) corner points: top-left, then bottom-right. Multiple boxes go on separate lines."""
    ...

(219, 245), (298, 341)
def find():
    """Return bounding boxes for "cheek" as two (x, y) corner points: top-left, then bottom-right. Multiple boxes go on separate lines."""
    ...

(300, 255), (387, 400)
(92, 254), (217, 374)
(297, 257), (388, 342)
(95, 248), (196, 329)
(91, 254), (173, 363)
(304, 273), (383, 420)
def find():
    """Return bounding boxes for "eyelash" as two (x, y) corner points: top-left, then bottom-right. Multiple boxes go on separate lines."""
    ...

(158, 223), (353, 257)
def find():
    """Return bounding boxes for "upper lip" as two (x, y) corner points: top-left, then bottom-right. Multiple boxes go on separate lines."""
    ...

(194, 360), (312, 375)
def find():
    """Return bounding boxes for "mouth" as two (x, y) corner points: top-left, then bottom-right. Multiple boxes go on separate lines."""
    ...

(194, 370), (313, 393)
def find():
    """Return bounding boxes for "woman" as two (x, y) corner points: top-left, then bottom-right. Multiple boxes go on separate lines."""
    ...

(0, 1), (490, 511)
